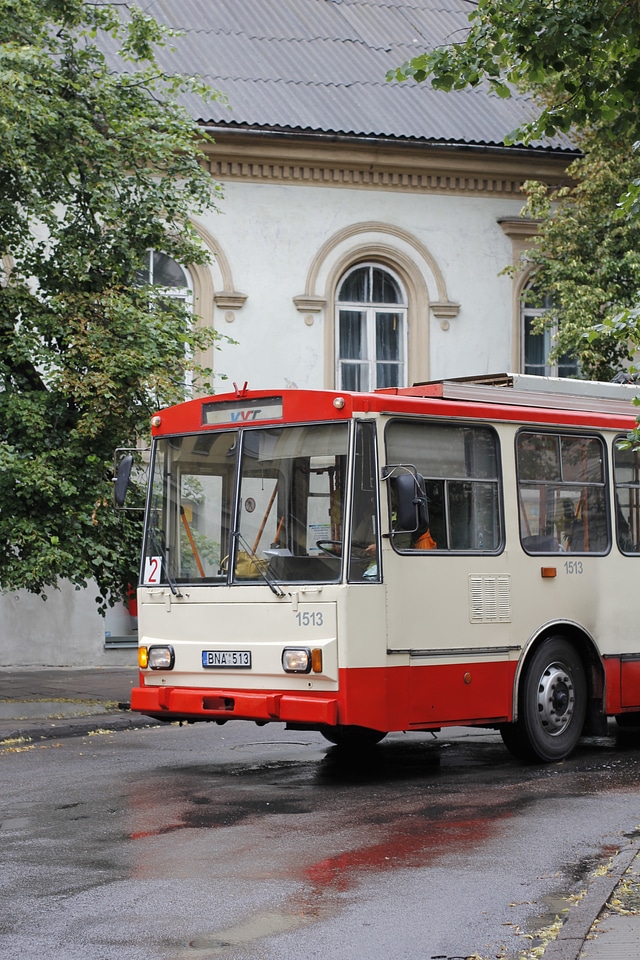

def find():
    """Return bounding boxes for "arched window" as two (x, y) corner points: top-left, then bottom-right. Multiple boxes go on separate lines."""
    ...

(136, 250), (193, 308)
(137, 249), (196, 388)
(335, 263), (407, 392)
(521, 285), (578, 378)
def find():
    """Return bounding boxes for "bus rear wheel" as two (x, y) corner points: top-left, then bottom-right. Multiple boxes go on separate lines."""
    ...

(501, 636), (586, 763)
(320, 725), (387, 748)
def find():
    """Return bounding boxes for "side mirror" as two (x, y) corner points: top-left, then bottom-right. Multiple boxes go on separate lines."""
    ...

(392, 472), (429, 533)
(114, 455), (133, 507)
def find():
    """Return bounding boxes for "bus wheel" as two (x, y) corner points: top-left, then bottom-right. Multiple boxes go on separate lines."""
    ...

(319, 725), (387, 748)
(501, 636), (586, 763)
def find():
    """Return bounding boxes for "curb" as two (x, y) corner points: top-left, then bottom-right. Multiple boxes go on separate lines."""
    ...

(541, 840), (640, 960)
(0, 712), (161, 743)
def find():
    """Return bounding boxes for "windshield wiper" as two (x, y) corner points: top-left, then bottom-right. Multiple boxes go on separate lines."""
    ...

(233, 531), (287, 598)
(150, 526), (182, 597)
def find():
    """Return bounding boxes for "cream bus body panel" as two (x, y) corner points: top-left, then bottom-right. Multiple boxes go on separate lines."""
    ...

(334, 582), (389, 669)
(380, 415), (518, 665)
(138, 587), (340, 690)
(381, 413), (632, 654)
(140, 578), (391, 674)
(377, 417), (640, 689)
(376, 416), (629, 730)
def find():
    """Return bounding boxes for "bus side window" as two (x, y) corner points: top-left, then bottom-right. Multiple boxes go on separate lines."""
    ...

(349, 421), (381, 582)
(517, 431), (610, 554)
(425, 480), (445, 548)
(613, 440), (640, 553)
(385, 420), (502, 553)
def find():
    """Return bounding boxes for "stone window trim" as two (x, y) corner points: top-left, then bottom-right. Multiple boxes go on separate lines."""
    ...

(292, 221), (459, 388)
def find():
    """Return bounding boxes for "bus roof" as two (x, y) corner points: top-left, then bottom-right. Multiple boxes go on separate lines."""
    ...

(151, 375), (640, 437)
(379, 373), (640, 418)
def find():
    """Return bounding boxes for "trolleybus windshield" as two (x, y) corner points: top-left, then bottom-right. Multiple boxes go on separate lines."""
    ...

(142, 421), (354, 586)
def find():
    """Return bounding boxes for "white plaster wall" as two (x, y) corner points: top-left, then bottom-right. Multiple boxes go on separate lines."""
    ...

(0, 582), (136, 667)
(201, 180), (522, 390)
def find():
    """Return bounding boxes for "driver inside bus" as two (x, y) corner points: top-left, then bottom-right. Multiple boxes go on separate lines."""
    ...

(358, 495), (437, 575)
(364, 527), (436, 563)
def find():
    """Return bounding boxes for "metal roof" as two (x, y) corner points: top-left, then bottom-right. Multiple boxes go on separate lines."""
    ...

(126, 0), (576, 151)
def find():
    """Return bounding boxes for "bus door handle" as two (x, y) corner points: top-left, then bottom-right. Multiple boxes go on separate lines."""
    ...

(290, 586), (323, 611)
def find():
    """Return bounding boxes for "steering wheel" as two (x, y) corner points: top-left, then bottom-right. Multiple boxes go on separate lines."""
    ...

(316, 540), (373, 560)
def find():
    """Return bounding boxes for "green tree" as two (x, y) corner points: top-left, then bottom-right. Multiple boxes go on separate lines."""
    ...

(389, 0), (640, 381)
(521, 136), (640, 381)
(0, 0), (226, 607)
(388, 0), (640, 144)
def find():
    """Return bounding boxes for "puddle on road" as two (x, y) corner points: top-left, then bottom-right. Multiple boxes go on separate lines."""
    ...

(520, 841), (631, 955)
(524, 891), (571, 939)
(182, 903), (331, 955)
(125, 769), (518, 957)
(128, 792), (314, 839)
(303, 811), (502, 891)
(564, 843), (620, 885)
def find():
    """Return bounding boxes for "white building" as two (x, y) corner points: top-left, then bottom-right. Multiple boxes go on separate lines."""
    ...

(3, 0), (579, 665)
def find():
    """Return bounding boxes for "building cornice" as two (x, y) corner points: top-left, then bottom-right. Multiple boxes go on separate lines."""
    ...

(202, 133), (574, 199)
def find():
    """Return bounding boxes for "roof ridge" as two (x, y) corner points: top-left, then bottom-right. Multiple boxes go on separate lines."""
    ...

(172, 27), (392, 51)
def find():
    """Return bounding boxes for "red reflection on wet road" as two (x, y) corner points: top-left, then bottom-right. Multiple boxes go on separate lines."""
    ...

(305, 812), (507, 891)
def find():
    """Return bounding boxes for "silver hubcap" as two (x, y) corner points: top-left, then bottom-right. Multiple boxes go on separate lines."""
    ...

(536, 661), (575, 736)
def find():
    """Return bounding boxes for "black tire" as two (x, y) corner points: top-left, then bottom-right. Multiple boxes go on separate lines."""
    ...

(501, 636), (587, 763)
(320, 724), (387, 748)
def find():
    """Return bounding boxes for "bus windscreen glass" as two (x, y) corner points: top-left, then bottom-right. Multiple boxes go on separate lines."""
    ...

(234, 423), (349, 583)
(143, 430), (238, 585)
(142, 422), (352, 586)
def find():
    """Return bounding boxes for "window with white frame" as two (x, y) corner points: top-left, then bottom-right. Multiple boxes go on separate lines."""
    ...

(136, 250), (193, 309)
(336, 263), (407, 391)
(137, 249), (195, 389)
(521, 285), (578, 378)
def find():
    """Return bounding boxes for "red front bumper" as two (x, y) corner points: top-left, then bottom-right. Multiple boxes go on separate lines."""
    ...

(131, 684), (339, 726)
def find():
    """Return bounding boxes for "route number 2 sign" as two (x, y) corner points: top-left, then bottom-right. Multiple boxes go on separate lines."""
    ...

(143, 556), (162, 585)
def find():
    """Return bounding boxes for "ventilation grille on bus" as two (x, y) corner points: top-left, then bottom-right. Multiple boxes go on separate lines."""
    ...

(468, 575), (511, 623)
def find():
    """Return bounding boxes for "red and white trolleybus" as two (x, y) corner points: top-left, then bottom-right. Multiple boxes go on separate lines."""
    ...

(128, 374), (640, 762)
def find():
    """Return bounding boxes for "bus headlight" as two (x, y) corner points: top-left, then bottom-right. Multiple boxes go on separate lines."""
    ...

(147, 645), (175, 670)
(282, 647), (312, 674)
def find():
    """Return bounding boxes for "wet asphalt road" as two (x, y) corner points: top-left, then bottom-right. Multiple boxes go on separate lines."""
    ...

(2, 722), (640, 960)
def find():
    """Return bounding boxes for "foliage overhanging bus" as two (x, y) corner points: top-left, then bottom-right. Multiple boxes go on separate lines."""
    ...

(127, 374), (640, 762)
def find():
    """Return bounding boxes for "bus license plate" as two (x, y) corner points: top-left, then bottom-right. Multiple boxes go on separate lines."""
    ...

(202, 650), (252, 669)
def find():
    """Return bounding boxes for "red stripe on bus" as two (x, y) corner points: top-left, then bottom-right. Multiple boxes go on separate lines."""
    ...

(131, 660), (517, 730)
